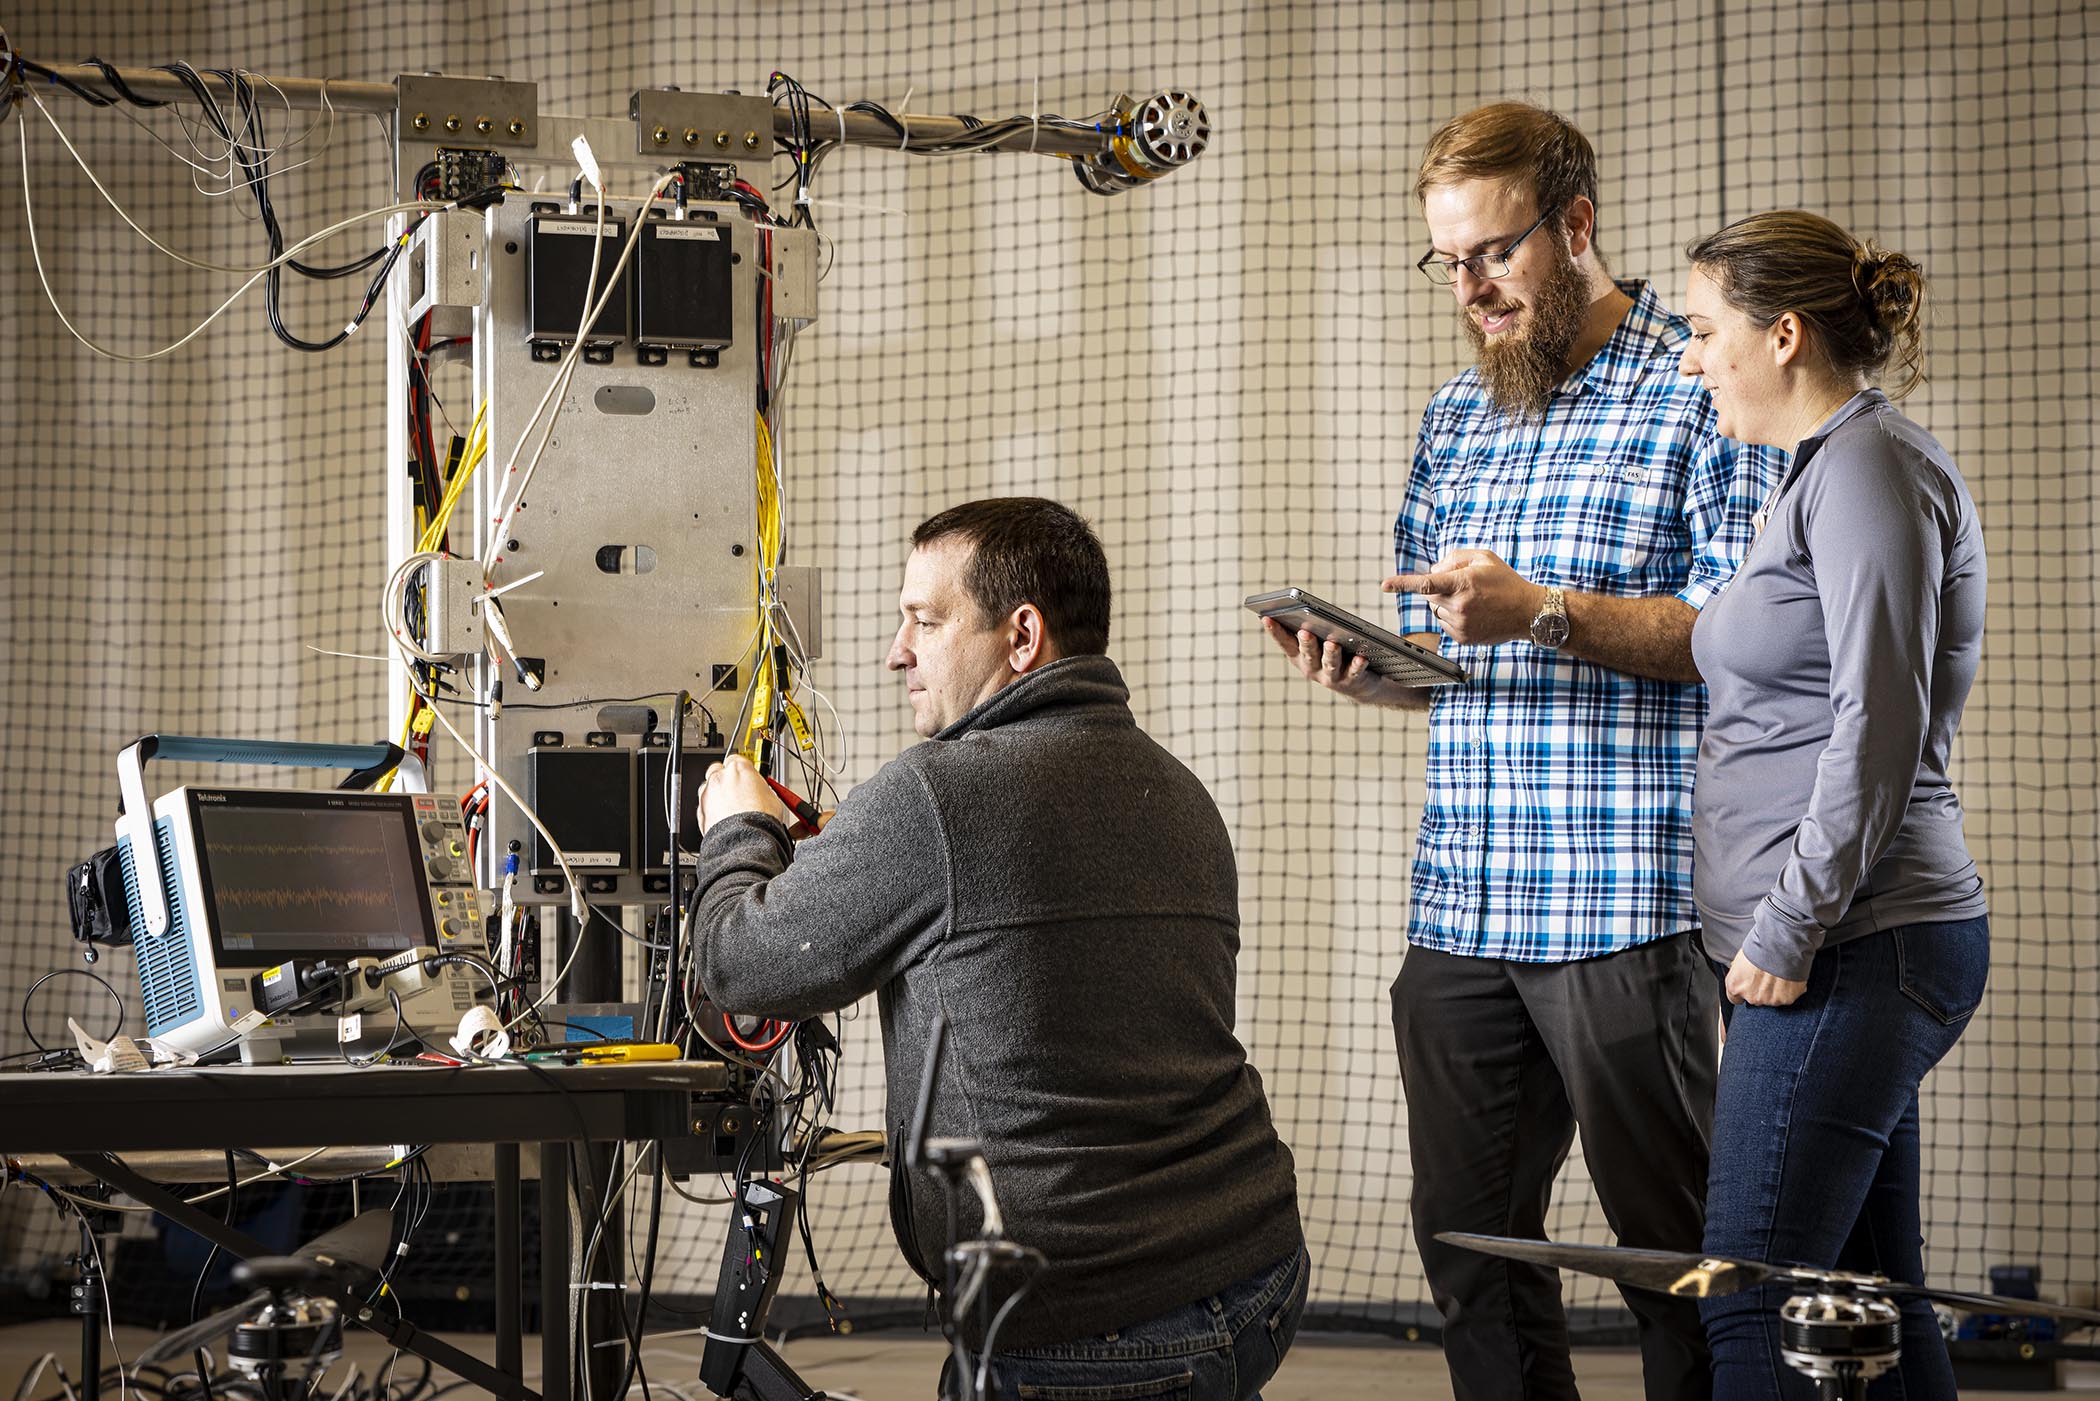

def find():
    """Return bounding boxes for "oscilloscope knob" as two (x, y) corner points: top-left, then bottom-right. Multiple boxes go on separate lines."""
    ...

(421, 820), (448, 843)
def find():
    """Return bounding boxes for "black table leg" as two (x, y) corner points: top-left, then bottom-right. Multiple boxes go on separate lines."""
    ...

(75, 1214), (103, 1401)
(540, 1143), (571, 1401)
(495, 1142), (523, 1380)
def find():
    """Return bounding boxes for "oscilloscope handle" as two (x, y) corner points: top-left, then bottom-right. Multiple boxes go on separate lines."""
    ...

(116, 735), (427, 940)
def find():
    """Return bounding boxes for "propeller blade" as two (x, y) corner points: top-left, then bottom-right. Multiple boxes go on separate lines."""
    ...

(295, 1207), (394, 1279)
(1439, 1233), (2100, 1328)
(134, 1291), (268, 1368)
(1436, 1233), (1837, 1299)
(1880, 1282), (2100, 1328)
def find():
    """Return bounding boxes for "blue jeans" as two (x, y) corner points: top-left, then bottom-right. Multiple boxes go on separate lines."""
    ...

(950, 1245), (1310, 1401)
(1701, 916), (1989, 1400)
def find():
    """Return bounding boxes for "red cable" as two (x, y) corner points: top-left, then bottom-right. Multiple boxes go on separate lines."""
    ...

(724, 1017), (793, 1053)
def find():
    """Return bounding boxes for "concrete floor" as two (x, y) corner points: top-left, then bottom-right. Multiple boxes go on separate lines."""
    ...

(3, 1321), (2094, 1399)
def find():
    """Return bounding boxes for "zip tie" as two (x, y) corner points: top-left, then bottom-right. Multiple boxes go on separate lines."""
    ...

(834, 105), (847, 147)
(896, 86), (912, 151)
(1030, 77), (1040, 153)
(476, 569), (544, 604)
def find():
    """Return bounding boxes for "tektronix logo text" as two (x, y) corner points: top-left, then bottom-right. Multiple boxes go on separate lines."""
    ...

(197, 793), (228, 802)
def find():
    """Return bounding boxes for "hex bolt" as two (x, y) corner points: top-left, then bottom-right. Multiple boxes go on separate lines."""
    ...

(476, 116), (492, 134)
(714, 130), (731, 149)
(744, 130), (761, 150)
(653, 125), (670, 146)
(444, 115), (461, 133)
(411, 112), (430, 132)
(683, 127), (701, 146)
(509, 118), (526, 137)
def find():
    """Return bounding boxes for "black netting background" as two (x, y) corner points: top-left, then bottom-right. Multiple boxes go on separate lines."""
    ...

(2, 0), (2093, 1337)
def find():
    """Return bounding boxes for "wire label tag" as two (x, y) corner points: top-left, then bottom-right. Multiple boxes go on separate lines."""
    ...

(536, 220), (621, 238)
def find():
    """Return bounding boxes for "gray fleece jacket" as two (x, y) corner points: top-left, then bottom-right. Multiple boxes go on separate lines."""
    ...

(693, 653), (1302, 1347)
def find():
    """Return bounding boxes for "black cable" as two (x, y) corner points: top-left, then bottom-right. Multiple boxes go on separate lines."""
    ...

(20, 967), (125, 1052)
(183, 1147), (238, 1401)
(79, 58), (165, 107)
(611, 1146), (665, 1401)
(14, 57), (115, 106)
(148, 61), (409, 351)
(658, 691), (694, 1043)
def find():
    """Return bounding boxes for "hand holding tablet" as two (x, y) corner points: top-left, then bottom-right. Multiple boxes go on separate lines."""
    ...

(1245, 588), (1468, 688)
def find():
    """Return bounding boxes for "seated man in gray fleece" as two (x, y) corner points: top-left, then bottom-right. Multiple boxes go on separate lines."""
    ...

(693, 496), (1306, 1401)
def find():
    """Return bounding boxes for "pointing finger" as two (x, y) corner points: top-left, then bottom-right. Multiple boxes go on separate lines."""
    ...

(1385, 571), (1460, 597)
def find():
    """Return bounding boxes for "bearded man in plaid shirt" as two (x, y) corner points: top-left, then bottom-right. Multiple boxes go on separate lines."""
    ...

(1264, 104), (1783, 1401)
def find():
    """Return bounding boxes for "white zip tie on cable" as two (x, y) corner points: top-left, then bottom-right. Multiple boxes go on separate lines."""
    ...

(897, 86), (913, 150)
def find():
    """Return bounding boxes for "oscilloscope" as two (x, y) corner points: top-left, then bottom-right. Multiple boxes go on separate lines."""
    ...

(115, 738), (492, 1060)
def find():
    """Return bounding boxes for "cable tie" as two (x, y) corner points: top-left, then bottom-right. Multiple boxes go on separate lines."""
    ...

(896, 87), (913, 151)
(1030, 77), (1040, 154)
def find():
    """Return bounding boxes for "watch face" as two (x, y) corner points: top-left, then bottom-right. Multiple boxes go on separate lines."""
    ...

(1531, 613), (1571, 648)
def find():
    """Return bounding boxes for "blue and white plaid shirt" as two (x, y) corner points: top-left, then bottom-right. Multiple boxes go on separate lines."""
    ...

(1393, 280), (1784, 962)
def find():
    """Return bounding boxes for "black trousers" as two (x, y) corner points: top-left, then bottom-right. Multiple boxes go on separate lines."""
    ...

(1392, 934), (1719, 1401)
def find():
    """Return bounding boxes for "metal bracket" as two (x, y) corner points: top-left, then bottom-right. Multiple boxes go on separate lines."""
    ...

(395, 75), (539, 195)
(629, 89), (774, 173)
(396, 74), (539, 147)
(405, 208), (485, 325)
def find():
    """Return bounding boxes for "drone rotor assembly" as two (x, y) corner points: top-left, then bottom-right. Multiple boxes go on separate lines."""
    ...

(1438, 1233), (2100, 1401)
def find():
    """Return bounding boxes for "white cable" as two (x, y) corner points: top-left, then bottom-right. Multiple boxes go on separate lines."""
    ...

(16, 117), (444, 363)
(379, 628), (588, 925)
(28, 88), (342, 275)
(572, 1142), (653, 1376)
(81, 1221), (130, 1401)
(485, 160), (609, 575)
(487, 171), (676, 578)
(381, 551), (458, 666)
(39, 1146), (338, 1214)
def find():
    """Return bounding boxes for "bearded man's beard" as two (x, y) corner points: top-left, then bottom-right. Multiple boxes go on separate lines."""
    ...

(1460, 240), (1593, 421)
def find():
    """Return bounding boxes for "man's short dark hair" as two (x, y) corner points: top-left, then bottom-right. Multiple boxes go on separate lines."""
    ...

(911, 498), (1112, 656)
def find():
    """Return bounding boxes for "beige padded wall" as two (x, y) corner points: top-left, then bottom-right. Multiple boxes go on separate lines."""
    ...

(2, 0), (2092, 1326)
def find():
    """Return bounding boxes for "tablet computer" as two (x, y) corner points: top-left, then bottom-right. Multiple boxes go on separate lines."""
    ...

(1246, 587), (1468, 687)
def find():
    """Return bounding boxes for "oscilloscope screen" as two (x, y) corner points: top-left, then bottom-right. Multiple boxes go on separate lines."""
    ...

(188, 789), (436, 960)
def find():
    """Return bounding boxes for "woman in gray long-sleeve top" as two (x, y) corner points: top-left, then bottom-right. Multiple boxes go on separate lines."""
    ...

(1677, 211), (1988, 1401)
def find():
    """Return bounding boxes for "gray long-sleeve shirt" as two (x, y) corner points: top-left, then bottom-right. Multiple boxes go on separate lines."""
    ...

(1690, 390), (1987, 979)
(692, 654), (1301, 1347)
